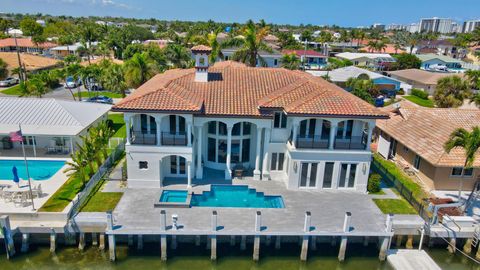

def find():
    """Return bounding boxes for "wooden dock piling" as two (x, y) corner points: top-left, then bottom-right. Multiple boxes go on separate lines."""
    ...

(338, 212), (351, 262)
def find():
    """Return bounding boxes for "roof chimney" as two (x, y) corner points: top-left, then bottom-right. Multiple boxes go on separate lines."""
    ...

(191, 45), (212, 82)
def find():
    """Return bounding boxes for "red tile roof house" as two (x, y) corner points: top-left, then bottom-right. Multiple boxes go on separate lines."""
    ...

(282, 49), (328, 70)
(112, 46), (388, 192)
(0, 38), (56, 54)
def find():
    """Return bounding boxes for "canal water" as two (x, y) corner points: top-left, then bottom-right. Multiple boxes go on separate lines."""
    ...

(1, 242), (479, 270)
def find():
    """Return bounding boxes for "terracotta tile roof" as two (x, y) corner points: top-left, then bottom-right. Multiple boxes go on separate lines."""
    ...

(113, 61), (388, 119)
(0, 52), (59, 71)
(0, 38), (56, 49)
(377, 100), (480, 167)
(191, 45), (212, 53)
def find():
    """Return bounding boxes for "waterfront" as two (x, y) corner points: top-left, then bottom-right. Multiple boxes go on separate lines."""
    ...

(1, 242), (478, 270)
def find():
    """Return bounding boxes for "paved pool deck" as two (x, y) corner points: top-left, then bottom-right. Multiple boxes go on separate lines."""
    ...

(111, 179), (390, 237)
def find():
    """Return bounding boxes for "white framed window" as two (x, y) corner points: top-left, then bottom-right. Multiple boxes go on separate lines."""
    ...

(451, 167), (474, 177)
(273, 112), (287, 128)
(338, 163), (357, 188)
(270, 153), (285, 171)
(139, 161), (148, 170)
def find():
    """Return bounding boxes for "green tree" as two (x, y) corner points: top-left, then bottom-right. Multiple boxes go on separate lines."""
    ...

(0, 58), (8, 80)
(444, 127), (480, 199)
(346, 77), (379, 97)
(101, 63), (128, 97)
(300, 29), (313, 41)
(124, 52), (158, 88)
(64, 150), (89, 188)
(281, 53), (300, 70)
(278, 32), (300, 49)
(77, 21), (99, 64)
(351, 88), (374, 104)
(164, 44), (192, 68)
(392, 53), (421, 70)
(122, 43), (146, 60)
(19, 17), (45, 45)
(465, 70), (480, 90)
(19, 77), (49, 97)
(224, 21), (273, 67)
(433, 76), (471, 108)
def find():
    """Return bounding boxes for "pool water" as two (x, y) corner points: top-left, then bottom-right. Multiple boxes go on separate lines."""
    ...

(159, 190), (188, 203)
(0, 160), (66, 181)
(191, 185), (285, 208)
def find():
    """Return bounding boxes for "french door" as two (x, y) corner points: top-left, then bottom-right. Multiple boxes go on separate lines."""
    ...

(299, 163), (318, 188)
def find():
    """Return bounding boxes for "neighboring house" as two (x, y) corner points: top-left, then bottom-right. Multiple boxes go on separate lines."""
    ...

(335, 52), (396, 71)
(143, 39), (171, 49)
(416, 53), (463, 71)
(112, 46), (388, 192)
(49, 42), (98, 58)
(0, 38), (56, 54)
(412, 40), (466, 59)
(221, 48), (282, 68)
(376, 100), (480, 191)
(359, 44), (406, 54)
(0, 98), (111, 157)
(282, 49), (328, 70)
(0, 52), (60, 73)
(387, 69), (461, 95)
(308, 66), (403, 93)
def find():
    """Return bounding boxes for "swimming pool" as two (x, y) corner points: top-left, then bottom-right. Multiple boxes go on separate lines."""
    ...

(191, 185), (285, 208)
(0, 160), (66, 181)
(160, 190), (188, 203)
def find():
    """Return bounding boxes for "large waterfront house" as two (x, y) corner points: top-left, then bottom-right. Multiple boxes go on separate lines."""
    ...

(0, 97), (111, 157)
(282, 49), (328, 70)
(221, 48), (282, 68)
(335, 52), (396, 71)
(112, 45), (388, 192)
(376, 101), (480, 191)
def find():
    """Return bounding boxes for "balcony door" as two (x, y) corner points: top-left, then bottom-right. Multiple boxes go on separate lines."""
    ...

(299, 163), (318, 188)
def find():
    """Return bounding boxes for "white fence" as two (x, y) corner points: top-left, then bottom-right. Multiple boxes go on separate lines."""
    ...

(67, 138), (125, 219)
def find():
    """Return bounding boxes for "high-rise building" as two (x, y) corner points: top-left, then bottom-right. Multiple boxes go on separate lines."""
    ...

(407, 23), (420, 33)
(463, 20), (480, 33)
(372, 23), (386, 31)
(419, 17), (455, 33)
(386, 24), (406, 31)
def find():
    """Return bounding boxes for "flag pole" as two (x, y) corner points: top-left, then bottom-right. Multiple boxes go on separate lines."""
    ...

(19, 124), (35, 211)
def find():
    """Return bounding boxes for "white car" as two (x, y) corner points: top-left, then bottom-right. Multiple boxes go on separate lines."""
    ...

(0, 77), (19, 87)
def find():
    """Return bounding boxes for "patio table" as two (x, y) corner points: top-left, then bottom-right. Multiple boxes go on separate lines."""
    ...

(5, 185), (31, 193)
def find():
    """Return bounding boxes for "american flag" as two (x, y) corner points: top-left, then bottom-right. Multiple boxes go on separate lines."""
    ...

(9, 130), (23, 142)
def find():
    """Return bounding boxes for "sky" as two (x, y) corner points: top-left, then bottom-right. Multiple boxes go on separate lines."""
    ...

(1, 0), (480, 27)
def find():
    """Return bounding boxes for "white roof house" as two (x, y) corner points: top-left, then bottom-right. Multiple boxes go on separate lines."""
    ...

(307, 66), (401, 83)
(0, 98), (111, 136)
(335, 52), (395, 62)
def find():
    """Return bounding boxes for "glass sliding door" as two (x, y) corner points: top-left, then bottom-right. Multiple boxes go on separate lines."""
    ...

(338, 163), (357, 189)
(322, 162), (334, 188)
(299, 163), (318, 188)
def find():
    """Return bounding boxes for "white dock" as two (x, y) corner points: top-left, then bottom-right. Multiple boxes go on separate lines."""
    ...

(387, 249), (441, 270)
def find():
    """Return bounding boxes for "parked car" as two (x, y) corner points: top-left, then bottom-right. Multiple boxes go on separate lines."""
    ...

(0, 77), (19, 87)
(64, 76), (82, 89)
(83, 96), (113, 104)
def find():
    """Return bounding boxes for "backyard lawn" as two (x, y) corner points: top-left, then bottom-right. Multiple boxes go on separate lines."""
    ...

(403, 95), (434, 108)
(81, 179), (123, 212)
(74, 91), (123, 99)
(1, 84), (22, 96)
(39, 173), (86, 212)
(373, 198), (417, 214)
(108, 113), (126, 138)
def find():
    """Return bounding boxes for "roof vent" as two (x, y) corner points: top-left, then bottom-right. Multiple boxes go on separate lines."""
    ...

(191, 45), (212, 82)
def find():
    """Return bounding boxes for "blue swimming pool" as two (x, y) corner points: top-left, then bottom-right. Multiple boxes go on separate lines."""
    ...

(159, 190), (188, 203)
(0, 160), (66, 181)
(191, 185), (285, 208)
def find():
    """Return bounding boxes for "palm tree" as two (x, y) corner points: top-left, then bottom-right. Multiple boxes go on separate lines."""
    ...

(0, 58), (7, 80)
(206, 30), (224, 63)
(444, 127), (480, 200)
(77, 21), (98, 64)
(367, 41), (378, 53)
(101, 63), (128, 97)
(280, 53), (300, 70)
(407, 33), (421, 55)
(64, 150), (89, 188)
(124, 52), (157, 88)
(91, 122), (114, 160)
(224, 21), (273, 67)
(465, 70), (480, 90)
(63, 62), (83, 101)
(164, 44), (192, 68)
(433, 76), (471, 108)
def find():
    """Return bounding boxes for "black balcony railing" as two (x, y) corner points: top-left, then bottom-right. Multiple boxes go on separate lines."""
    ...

(161, 132), (187, 146)
(334, 135), (367, 150)
(131, 131), (157, 145)
(295, 135), (330, 149)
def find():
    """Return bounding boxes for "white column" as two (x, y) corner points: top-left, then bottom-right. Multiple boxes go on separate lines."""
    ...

(262, 128), (271, 179)
(254, 128), (262, 180)
(69, 136), (74, 153)
(125, 116), (131, 145)
(196, 126), (203, 179)
(225, 126), (232, 179)
(187, 161), (192, 188)
(187, 122), (192, 147)
(155, 117), (161, 146)
(292, 124), (299, 148)
(366, 122), (375, 151)
(329, 121), (338, 150)
(32, 136), (37, 157)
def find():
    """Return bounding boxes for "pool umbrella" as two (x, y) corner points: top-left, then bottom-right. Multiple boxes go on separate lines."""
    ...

(12, 166), (20, 187)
